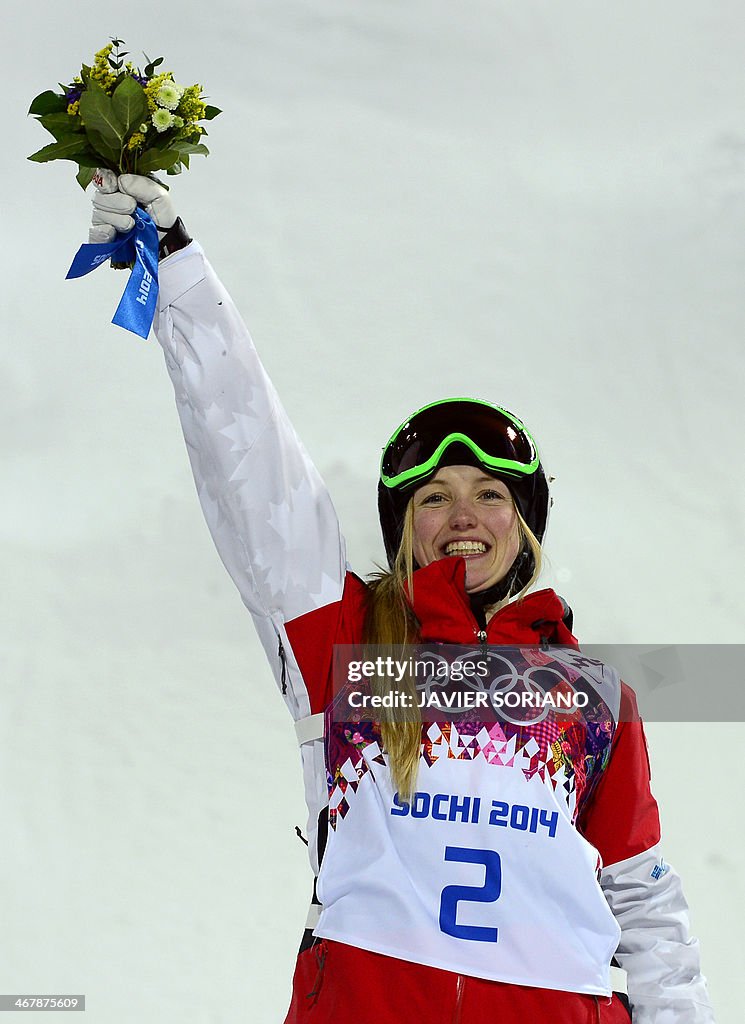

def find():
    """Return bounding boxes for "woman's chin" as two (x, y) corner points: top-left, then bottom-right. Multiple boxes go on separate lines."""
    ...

(464, 567), (503, 594)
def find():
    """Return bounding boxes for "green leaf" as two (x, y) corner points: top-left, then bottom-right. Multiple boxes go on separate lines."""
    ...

(32, 130), (86, 154)
(135, 147), (181, 174)
(171, 140), (209, 157)
(79, 83), (126, 150)
(76, 166), (97, 190)
(75, 152), (108, 168)
(143, 55), (165, 77)
(83, 126), (121, 165)
(203, 105), (222, 121)
(39, 112), (84, 139)
(28, 90), (67, 116)
(27, 137), (92, 163)
(112, 77), (148, 138)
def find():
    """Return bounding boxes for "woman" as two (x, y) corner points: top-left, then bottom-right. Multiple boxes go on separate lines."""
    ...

(87, 174), (715, 1023)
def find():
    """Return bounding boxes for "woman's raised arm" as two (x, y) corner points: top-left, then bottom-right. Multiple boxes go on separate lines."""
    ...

(89, 174), (349, 721)
(154, 242), (347, 624)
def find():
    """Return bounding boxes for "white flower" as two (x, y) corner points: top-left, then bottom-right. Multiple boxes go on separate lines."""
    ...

(152, 108), (175, 132)
(138, 123), (148, 133)
(156, 83), (181, 111)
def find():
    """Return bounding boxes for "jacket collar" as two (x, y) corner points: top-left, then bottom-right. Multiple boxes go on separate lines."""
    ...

(405, 556), (577, 647)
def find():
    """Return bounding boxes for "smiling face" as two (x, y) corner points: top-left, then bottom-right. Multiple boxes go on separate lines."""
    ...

(411, 465), (522, 593)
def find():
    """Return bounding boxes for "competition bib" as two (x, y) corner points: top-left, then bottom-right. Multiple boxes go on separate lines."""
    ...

(316, 646), (621, 993)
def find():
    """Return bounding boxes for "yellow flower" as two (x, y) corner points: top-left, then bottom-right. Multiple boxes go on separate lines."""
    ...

(145, 73), (176, 113)
(89, 43), (117, 92)
(127, 132), (146, 150)
(177, 84), (206, 122)
(89, 72), (116, 91)
(67, 100), (80, 116)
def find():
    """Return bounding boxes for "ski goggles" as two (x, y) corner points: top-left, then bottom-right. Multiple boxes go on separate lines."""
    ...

(380, 398), (541, 491)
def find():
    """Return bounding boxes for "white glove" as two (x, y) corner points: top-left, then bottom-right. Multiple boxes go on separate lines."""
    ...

(89, 169), (177, 244)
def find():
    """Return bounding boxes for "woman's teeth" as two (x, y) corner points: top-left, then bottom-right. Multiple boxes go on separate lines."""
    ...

(445, 541), (487, 555)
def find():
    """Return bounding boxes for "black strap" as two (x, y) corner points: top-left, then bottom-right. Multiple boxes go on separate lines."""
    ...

(158, 217), (192, 260)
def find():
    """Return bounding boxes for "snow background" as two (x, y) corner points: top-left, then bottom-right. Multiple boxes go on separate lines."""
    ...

(3, 2), (744, 1020)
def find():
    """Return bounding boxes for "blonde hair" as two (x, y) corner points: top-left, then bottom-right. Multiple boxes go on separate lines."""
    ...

(364, 497), (543, 800)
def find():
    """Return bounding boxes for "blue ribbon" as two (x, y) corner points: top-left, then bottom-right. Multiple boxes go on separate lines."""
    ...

(66, 207), (159, 339)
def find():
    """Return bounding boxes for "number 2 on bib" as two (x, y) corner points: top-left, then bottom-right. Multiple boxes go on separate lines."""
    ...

(438, 846), (502, 942)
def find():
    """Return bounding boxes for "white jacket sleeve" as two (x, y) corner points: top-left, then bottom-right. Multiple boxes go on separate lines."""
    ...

(152, 242), (348, 716)
(601, 845), (715, 1024)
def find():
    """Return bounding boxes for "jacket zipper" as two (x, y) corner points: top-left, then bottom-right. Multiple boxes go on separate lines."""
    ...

(452, 974), (465, 1023)
(277, 635), (288, 694)
(307, 940), (327, 1007)
(451, 577), (485, 639)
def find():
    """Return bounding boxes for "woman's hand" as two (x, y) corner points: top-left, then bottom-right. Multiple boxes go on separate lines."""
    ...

(89, 170), (178, 243)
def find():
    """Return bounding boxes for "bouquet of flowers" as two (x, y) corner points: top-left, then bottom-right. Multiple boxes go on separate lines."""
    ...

(27, 39), (220, 189)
